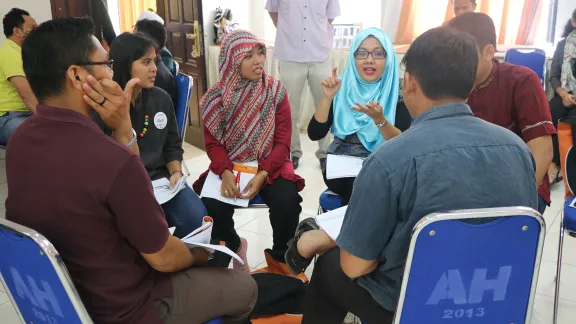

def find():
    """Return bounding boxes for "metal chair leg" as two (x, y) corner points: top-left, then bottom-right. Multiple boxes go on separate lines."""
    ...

(553, 210), (565, 324)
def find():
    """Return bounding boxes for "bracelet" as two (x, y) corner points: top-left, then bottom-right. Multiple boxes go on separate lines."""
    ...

(258, 170), (269, 181)
(375, 120), (388, 128)
(126, 128), (137, 147)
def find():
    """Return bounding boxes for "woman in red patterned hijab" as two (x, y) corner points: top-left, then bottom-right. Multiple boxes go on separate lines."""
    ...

(194, 30), (304, 273)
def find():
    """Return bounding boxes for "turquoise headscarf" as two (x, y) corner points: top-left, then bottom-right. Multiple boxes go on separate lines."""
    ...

(332, 28), (399, 152)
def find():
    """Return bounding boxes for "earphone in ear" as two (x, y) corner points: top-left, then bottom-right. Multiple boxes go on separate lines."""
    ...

(75, 76), (81, 81)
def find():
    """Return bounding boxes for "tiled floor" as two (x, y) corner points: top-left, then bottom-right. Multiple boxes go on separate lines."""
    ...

(1, 136), (576, 323)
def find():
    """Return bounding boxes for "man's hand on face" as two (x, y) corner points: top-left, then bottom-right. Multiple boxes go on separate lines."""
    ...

(82, 75), (140, 133)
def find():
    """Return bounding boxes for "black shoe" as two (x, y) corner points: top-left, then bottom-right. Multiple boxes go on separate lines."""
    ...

(292, 156), (300, 169)
(285, 218), (320, 275)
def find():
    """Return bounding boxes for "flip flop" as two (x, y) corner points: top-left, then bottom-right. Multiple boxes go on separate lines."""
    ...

(284, 218), (320, 275)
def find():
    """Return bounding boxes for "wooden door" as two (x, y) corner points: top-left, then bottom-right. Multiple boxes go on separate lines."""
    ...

(157, 0), (207, 149)
(50, 0), (107, 43)
(50, 0), (91, 18)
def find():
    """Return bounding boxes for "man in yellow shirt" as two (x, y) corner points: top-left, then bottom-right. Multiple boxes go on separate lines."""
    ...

(0, 8), (38, 145)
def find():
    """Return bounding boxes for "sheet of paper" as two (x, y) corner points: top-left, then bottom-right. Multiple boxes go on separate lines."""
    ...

(326, 154), (365, 180)
(152, 175), (188, 205)
(181, 216), (213, 244)
(168, 227), (176, 235)
(325, 190), (339, 196)
(570, 199), (576, 209)
(200, 161), (258, 207)
(315, 206), (348, 241)
(177, 217), (243, 264)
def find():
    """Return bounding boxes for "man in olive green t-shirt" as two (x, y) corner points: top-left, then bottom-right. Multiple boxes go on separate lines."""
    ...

(0, 8), (38, 145)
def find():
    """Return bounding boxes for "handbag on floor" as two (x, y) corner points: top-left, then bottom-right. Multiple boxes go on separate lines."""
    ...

(558, 116), (576, 197)
(250, 272), (307, 324)
(249, 250), (310, 323)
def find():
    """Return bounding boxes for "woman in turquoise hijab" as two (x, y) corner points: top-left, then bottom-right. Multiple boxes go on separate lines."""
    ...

(308, 27), (410, 206)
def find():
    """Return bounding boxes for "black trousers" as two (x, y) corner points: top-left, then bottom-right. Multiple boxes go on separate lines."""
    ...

(322, 169), (355, 206)
(302, 248), (395, 324)
(202, 178), (302, 262)
(550, 92), (576, 165)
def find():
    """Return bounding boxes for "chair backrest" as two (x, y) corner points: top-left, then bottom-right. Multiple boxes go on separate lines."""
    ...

(504, 48), (547, 86)
(236, 195), (267, 209)
(394, 207), (545, 324)
(174, 73), (193, 142)
(0, 218), (93, 323)
(173, 61), (180, 75)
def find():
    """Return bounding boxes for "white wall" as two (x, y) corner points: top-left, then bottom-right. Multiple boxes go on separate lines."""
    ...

(334, 0), (381, 28)
(381, 0), (404, 42)
(0, 0), (52, 42)
(106, 0), (121, 36)
(555, 0), (575, 41)
(202, 0), (253, 48)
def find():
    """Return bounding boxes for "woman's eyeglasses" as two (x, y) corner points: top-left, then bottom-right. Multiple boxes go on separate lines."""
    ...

(354, 50), (386, 60)
(77, 59), (114, 70)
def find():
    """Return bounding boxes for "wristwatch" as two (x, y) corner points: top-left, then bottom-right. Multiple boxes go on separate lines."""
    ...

(126, 128), (137, 147)
(375, 120), (388, 129)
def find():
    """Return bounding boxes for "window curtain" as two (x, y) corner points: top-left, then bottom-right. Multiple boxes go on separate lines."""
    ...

(118, 0), (157, 33)
(395, 0), (544, 45)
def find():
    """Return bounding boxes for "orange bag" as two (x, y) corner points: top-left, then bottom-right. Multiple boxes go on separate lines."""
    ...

(558, 117), (576, 198)
(250, 250), (308, 324)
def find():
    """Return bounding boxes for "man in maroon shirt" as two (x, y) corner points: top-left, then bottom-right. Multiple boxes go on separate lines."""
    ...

(6, 17), (257, 324)
(447, 13), (555, 214)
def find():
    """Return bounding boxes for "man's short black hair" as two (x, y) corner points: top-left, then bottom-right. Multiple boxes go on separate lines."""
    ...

(22, 17), (96, 101)
(3, 8), (30, 37)
(447, 12), (497, 49)
(401, 27), (478, 101)
(135, 19), (167, 48)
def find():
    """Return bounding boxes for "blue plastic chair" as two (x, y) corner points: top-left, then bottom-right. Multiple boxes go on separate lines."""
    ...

(0, 218), (93, 323)
(504, 48), (547, 87)
(554, 198), (576, 324)
(0, 218), (225, 324)
(174, 73), (193, 141)
(318, 189), (343, 214)
(393, 207), (545, 324)
(173, 61), (180, 75)
(249, 194), (266, 206)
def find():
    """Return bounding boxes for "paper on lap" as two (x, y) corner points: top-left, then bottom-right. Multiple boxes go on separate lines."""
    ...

(326, 154), (365, 180)
(315, 206), (348, 241)
(200, 161), (258, 207)
(176, 216), (245, 265)
(152, 175), (188, 205)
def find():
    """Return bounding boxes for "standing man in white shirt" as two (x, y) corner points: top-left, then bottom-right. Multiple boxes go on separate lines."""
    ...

(266, 0), (341, 169)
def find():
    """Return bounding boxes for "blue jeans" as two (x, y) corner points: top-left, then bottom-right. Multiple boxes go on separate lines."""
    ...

(537, 195), (547, 215)
(162, 184), (207, 238)
(0, 111), (32, 145)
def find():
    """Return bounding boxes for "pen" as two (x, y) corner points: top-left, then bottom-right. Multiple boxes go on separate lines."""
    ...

(235, 171), (241, 201)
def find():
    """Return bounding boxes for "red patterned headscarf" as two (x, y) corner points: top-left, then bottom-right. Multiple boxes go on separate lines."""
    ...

(200, 30), (285, 162)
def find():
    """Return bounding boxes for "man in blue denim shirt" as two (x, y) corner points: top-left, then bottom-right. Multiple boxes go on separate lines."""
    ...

(286, 27), (538, 324)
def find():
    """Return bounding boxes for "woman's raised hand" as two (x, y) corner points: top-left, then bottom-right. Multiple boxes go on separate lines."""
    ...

(351, 101), (386, 124)
(321, 67), (342, 100)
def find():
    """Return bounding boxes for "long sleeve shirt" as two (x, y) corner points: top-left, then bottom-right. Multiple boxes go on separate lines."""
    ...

(193, 94), (304, 193)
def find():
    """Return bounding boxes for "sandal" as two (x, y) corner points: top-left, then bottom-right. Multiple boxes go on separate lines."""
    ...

(284, 218), (320, 275)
